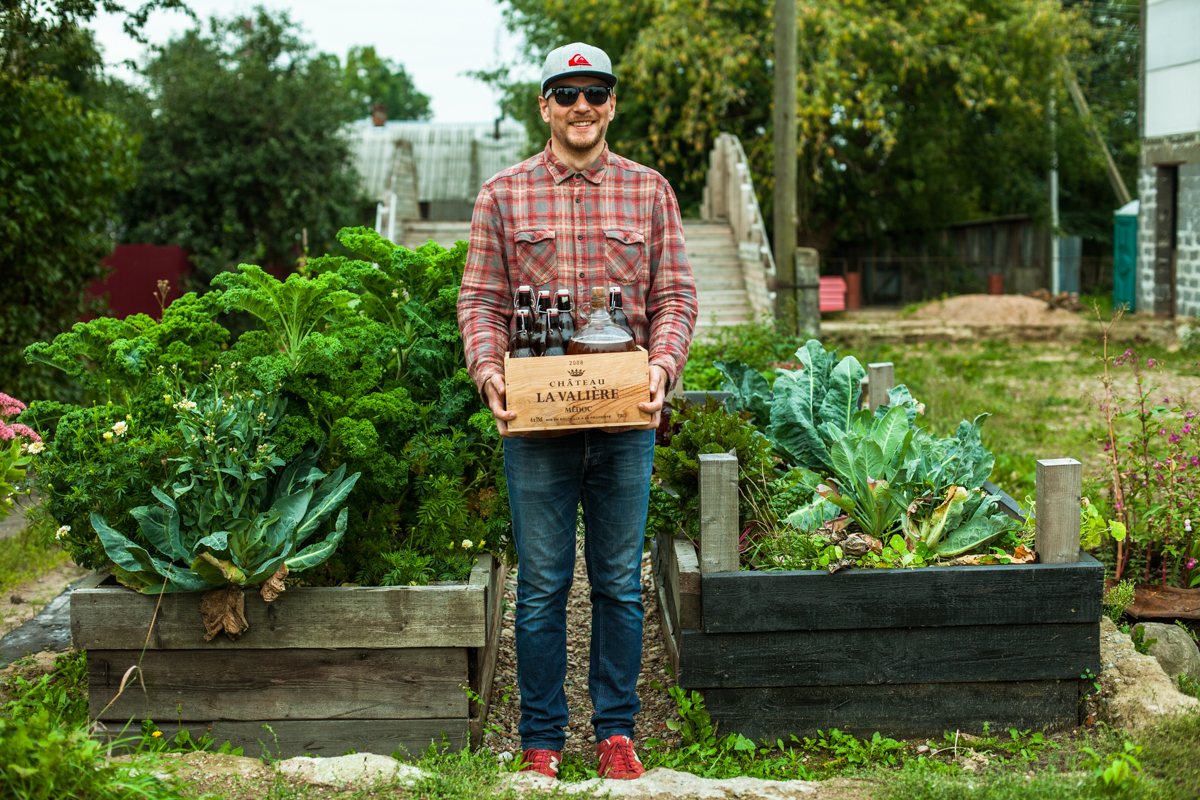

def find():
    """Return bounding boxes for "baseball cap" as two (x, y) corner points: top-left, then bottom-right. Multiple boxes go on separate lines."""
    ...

(540, 43), (617, 92)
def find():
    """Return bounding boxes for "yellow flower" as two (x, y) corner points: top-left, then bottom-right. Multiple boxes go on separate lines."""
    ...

(102, 431), (113, 441)
(151, 731), (162, 738)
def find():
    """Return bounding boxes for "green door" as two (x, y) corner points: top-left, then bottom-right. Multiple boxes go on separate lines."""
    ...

(1114, 214), (1137, 312)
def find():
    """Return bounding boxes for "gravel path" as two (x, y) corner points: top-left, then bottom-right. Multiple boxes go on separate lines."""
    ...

(483, 547), (682, 759)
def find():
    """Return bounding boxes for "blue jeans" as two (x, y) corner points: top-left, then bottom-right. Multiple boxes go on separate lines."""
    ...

(503, 428), (655, 751)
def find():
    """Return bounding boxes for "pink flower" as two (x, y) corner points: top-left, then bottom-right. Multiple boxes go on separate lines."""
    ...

(1188, 558), (1199, 570)
(0, 421), (40, 443)
(0, 392), (26, 419)
(1171, 434), (1183, 444)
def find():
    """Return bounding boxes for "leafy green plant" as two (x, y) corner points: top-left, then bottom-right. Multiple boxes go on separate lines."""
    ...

(1130, 625), (1158, 656)
(1179, 673), (1200, 699)
(1103, 579), (1137, 624)
(903, 486), (1022, 557)
(1081, 740), (1143, 793)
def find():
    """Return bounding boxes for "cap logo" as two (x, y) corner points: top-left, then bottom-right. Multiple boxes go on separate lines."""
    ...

(568, 53), (591, 66)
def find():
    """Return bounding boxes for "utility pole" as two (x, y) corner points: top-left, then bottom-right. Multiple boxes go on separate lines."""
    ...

(773, 0), (798, 328)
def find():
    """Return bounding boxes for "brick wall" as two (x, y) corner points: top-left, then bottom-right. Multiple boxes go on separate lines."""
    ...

(1137, 167), (1158, 314)
(1178, 164), (1200, 318)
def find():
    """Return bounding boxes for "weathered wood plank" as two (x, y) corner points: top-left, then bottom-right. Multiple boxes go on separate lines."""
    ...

(72, 581), (486, 650)
(702, 553), (1104, 633)
(1036, 458), (1082, 563)
(703, 680), (1081, 740)
(652, 539), (681, 675)
(678, 622), (1100, 688)
(653, 534), (681, 636)
(699, 453), (739, 573)
(867, 362), (895, 412)
(89, 648), (468, 721)
(471, 556), (507, 746)
(673, 536), (702, 630)
(104, 718), (469, 759)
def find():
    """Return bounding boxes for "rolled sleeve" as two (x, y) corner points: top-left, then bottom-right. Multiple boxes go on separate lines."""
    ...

(457, 185), (511, 395)
(645, 184), (698, 390)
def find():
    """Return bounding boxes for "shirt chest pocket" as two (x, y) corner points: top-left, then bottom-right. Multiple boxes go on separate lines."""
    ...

(604, 229), (646, 285)
(513, 229), (557, 286)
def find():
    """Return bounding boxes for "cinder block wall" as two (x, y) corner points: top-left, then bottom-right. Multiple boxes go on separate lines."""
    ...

(1178, 164), (1200, 318)
(1136, 167), (1158, 315)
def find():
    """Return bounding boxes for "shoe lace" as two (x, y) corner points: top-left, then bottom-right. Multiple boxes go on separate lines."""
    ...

(601, 736), (641, 773)
(523, 749), (559, 773)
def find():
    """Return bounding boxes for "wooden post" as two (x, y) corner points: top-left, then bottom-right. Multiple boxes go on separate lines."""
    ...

(795, 248), (820, 338)
(1035, 458), (1082, 563)
(867, 362), (895, 412)
(773, 0), (797, 324)
(699, 453), (739, 573)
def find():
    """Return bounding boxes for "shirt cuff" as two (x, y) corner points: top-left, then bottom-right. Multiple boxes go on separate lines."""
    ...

(473, 361), (504, 403)
(649, 356), (681, 394)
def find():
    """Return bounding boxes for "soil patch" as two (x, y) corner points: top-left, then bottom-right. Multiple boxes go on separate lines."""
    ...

(913, 294), (1085, 326)
(1, 561), (87, 639)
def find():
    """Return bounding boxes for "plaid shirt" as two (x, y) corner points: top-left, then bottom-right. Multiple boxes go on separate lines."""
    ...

(457, 142), (699, 394)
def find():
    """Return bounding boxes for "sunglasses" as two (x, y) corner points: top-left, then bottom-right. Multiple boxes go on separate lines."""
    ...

(543, 85), (612, 107)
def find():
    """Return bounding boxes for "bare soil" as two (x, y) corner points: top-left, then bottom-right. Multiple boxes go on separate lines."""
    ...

(913, 294), (1085, 326)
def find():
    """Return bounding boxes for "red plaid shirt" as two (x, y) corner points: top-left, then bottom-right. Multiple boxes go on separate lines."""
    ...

(457, 142), (698, 394)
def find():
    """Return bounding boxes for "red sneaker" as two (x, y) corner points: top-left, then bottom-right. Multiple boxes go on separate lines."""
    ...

(519, 748), (561, 779)
(596, 734), (645, 780)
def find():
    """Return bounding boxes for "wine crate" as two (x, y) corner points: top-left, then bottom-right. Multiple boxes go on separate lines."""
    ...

(504, 346), (651, 432)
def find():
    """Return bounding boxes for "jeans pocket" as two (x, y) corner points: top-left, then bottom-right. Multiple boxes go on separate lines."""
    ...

(515, 229), (558, 286)
(604, 229), (645, 285)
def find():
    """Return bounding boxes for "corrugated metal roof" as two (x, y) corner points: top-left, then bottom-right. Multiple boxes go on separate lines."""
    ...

(348, 120), (529, 204)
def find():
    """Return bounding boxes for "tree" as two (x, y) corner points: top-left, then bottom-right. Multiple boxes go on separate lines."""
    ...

(344, 46), (432, 121)
(0, 76), (138, 400)
(499, 0), (1122, 253)
(116, 8), (366, 286)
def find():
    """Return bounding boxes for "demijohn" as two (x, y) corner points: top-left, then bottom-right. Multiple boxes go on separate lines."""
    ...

(567, 287), (636, 355)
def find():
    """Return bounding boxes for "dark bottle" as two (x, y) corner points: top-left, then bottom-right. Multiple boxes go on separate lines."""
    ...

(516, 285), (533, 314)
(567, 287), (636, 355)
(543, 308), (567, 357)
(532, 291), (552, 356)
(608, 286), (635, 339)
(554, 290), (576, 344)
(510, 309), (535, 358)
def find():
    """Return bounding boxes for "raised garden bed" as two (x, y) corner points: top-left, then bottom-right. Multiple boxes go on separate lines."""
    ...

(650, 455), (1104, 741)
(73, 554), (506, 757)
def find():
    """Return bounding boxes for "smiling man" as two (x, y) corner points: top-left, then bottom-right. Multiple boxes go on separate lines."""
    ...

(457, 42), (698, 780)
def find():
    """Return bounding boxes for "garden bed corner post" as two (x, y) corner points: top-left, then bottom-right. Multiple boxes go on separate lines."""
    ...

(1035, 458), (1082, 563)
(867, 362), (895, 412)
(699, 453), (739, 573)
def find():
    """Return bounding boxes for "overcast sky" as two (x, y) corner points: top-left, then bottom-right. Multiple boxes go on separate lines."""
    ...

(86, 0), (535, 123)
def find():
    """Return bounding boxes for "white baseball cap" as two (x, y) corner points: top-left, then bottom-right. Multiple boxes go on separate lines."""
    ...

(540, 42), (617, 92)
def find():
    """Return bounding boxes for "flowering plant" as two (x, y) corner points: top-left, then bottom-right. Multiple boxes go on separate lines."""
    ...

(0, 393), (38, 518)
(1096, 321), (1200, 589)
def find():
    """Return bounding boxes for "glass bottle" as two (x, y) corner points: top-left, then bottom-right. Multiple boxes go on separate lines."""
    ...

(543, 308), (567, 357)
(608, 286), (635, 339)
(532, 290), (552, 356)
(554, 289), (576, 345)
(510, 309), (535, 358)
(567, 287), (636, 355)
(515, 285), (533, 315)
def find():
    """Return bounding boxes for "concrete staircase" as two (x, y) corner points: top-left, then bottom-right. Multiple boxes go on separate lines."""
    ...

(396, 220), (751, 334)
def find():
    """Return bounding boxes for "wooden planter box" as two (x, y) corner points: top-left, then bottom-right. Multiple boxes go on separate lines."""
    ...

(72, 554), (506, 758)
(650, 454), (1104, 740)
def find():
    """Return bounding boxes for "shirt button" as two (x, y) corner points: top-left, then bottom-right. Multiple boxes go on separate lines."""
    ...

(577, 235), (583, 240)
(578, 272), (584, 278)
(575, 198), (581, 203)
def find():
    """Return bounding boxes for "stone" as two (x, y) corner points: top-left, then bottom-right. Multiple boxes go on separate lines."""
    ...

(1135, 622), (1200, 682)
(111, 752), (273, 783)
(1096, 617), (1198, 731)
(276, 754), (427, 787)
(498, 766), (820, 798)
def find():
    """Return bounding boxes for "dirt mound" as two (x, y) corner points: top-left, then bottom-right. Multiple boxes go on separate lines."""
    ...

(913, 294), (1085, 326)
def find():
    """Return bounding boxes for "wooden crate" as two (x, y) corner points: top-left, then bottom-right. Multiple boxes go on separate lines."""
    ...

(504, 347), (650, 432)
(650, 454), (1104, 741)
(73, 554), (506, 758)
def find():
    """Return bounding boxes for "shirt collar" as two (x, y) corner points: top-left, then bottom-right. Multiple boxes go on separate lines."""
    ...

(542, 141), (609, 185)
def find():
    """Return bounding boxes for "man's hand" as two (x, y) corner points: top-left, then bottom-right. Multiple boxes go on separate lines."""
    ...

(635, 365), (669, 431)
(483, 374), (521, 438)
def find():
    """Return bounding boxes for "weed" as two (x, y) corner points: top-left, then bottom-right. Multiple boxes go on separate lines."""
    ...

(1081, 740), (1143, 792)
(1179, 673), (1200, 699)
(1129, 624), (1158, 656)
(1103, 580), (1137, 624)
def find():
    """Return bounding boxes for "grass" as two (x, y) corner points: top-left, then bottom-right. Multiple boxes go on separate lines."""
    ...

(0, 511), (68, 598)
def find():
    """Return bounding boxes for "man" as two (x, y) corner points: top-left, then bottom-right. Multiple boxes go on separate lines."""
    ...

(457, 42), (698, 780)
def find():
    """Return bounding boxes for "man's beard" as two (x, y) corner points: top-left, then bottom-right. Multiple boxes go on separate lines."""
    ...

(553, 115), (608, 155)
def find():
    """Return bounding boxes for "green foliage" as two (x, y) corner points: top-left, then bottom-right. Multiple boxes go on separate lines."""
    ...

(1081, 740), (1144, 793)
(0, 74), (138, 401)
(0, 438), (32, 518)
(115, 8), (365, 286)
(1130, 624), (1158, 657)
(1, 652), (88, 729)
(649, 396), (777, 544)
(1103, 579), (1137, 624)
(90, 375), (359, 593)
(344, 45), (431, 121)
(1177, 674), (1200, 700)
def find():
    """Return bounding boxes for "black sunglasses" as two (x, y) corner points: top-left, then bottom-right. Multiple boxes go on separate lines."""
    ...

(543, 85), (612, 107)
